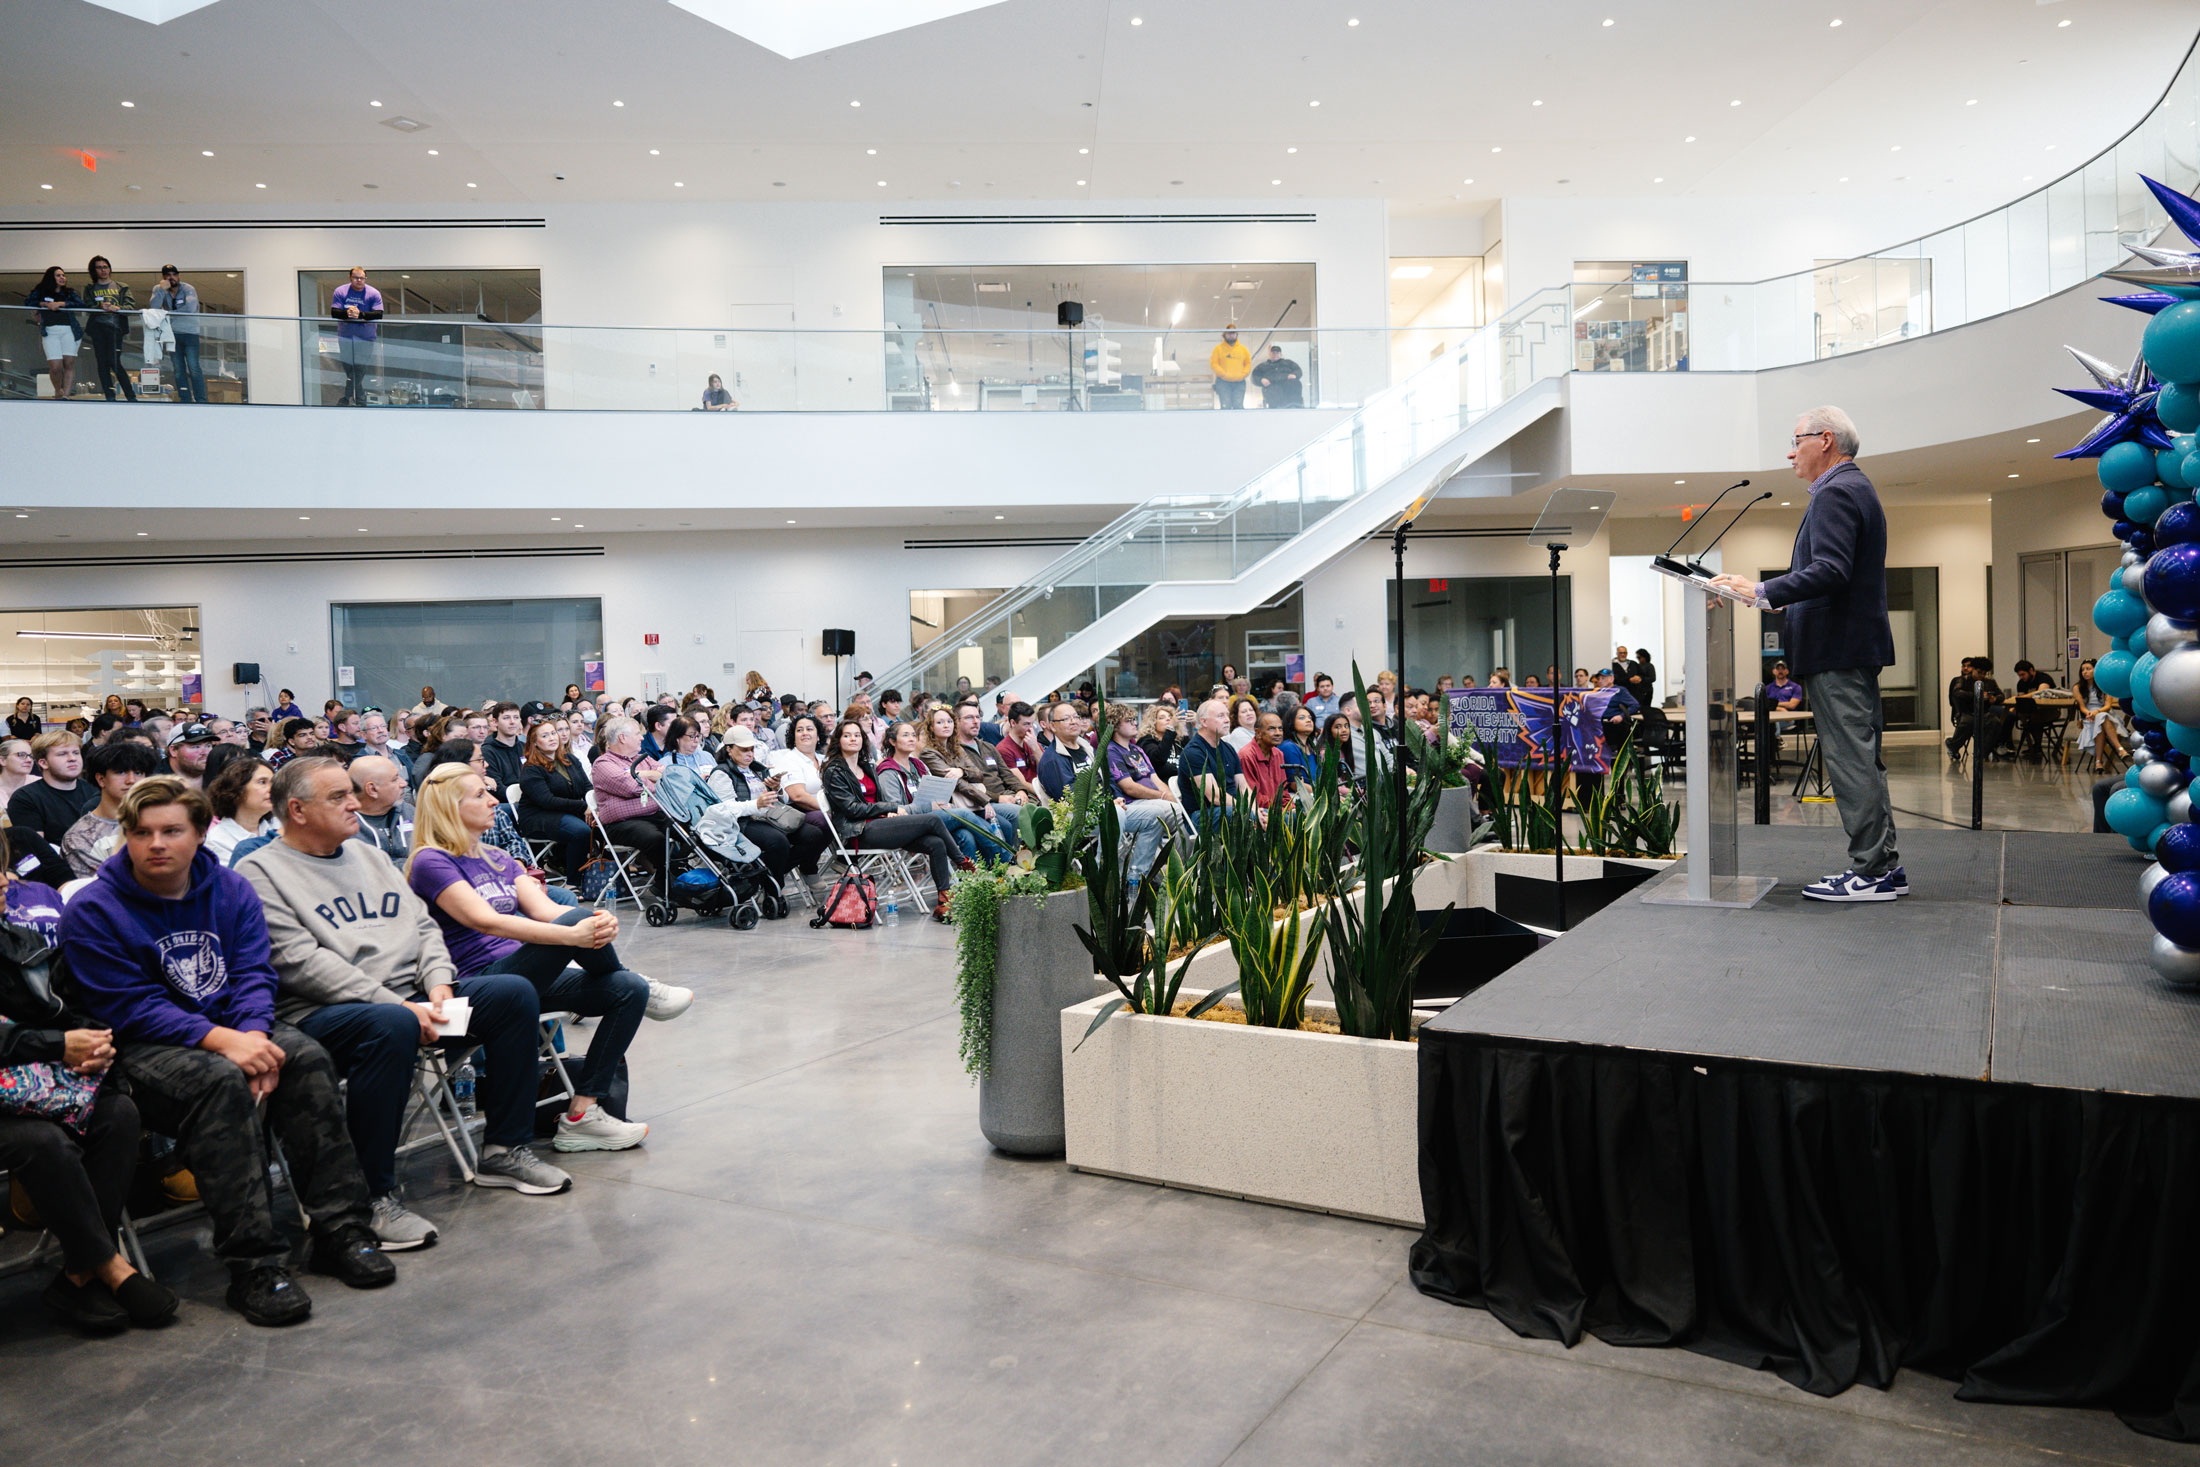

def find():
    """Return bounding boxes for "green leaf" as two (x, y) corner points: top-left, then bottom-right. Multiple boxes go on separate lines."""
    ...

(1184, 981), (1239, 1020)
(1071, 996), (1130, 1053)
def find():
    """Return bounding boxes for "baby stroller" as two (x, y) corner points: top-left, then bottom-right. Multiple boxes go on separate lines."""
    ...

(652, 765), (786, 930)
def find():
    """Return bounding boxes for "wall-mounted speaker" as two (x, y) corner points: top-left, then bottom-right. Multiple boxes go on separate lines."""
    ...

(232, 662), (261, 685)
(1056, 300), (1084, 328)
(821, 629), (855, 657)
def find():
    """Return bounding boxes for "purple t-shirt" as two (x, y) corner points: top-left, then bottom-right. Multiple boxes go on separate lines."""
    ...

(4, 880), (66, 941)
(407, 846), (522, 976)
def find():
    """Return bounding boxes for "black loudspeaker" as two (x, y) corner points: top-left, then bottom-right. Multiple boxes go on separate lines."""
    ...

(232, 662), (261, 685)
(821, 629), (855, 657)
(1056, 300), (1084, 327)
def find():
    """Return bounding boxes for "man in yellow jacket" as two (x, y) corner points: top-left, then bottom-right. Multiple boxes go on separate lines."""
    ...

(1209, 325), (1251, 409)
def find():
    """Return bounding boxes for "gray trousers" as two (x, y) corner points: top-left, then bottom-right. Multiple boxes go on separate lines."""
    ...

(1803, 666), (1898, 877)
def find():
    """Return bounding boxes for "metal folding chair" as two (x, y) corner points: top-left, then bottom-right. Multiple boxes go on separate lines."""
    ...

(582, 788), (660, 914)
(821, 815), (931, 911)
(507, 782), (559, 870)
(395, 1045), (483, 1182)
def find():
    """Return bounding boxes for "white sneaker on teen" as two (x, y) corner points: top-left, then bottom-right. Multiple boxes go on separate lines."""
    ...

(643, 979), (693, 1021)
(1801, 870), (1898, 903)
(554, 1103), (649, 1153)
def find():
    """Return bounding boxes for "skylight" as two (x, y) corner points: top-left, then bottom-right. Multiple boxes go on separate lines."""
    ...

(666, 0), (1010, 59)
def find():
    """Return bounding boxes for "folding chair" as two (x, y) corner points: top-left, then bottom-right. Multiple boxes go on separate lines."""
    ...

(537, 1014), (580, 1117)
(395, 1045), (483, 1182)
(821, 815), (930, 912)
(582, 788), (661, 915)
(507, 782), (559, 870)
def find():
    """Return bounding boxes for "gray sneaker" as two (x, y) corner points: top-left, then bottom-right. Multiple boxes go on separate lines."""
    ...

(473, 1144), (573, 1195)
(644, 978), (693, 1021)
(553, 1103), (649, 1153)
(368, 1193), (439, 1251)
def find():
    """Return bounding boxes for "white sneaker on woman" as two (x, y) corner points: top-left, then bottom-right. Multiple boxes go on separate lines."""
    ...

(643, 979), (692, 1021)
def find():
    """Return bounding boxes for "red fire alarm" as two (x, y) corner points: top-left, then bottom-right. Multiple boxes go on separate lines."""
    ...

(643, 633), (660, 646)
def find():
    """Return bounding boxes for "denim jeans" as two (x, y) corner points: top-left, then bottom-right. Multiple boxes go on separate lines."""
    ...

(172, 332), (207, 402)
(1119, 799), (1177, 883)
(482, 906), (647, 1101)
(939, 806), (1017, 861)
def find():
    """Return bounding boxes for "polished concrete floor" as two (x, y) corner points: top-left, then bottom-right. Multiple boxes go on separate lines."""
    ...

(0, 750), (2167, 1467)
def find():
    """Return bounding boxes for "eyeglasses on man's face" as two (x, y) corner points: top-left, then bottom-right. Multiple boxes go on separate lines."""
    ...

(1791, 430), (1831, 447)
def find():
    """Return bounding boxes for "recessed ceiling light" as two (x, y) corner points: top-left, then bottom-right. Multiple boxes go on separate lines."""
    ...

(1287, 146), (1297, 153)
(1602, 16), (1614, 25)
(201, 149), (213, 156)
(2058, 16), (2070, 25)
(573, 524), (584, 529)
(1729, 99), (1741, 107)
(674, 181), (684, 187)
(2022, 174), (2033, 181)
(1490, 146), (1501, 153)
(1347, 16), (1359, 25)
(39, 184), (51, 190)
(298, 515), (310, 520)
(994, 514), (1006, 520)
(1392, 265), (1435, 279)
(370, 99), (382, 107)
(849, 99), (861, 107)
(136, 531), (148, 537)
(2027, 438), (2041, 443)
(1079, 179), (1088, 185)
(119, 100), (134, 108)
(867, 148), (877, 155)
(1674, 479), (1686, 485)
(1839, 176), (1850, 182)
(2008, 473), (2020, 478)
(1532, 99), (1543, 106)
(649, 148), (659, 155)
(1965, 98), (1978, 106)
(1271, 178), (1281, 185)
(1782, 500), (1792, 506)
(786, 519), (797, 524)
(357, 527), (369, 532)
(255, 182), (266, 188)
(551, 516), (561, 521)
(466, 181), (477, 188)
(1129, 15), (1141, 23)
(427, 148), (439, 155)
(1462, 177), (1473, 184)
(1309, 99), (1320, 107)
(1653, 176), (1663, 183)
(1685, 135), (1696, 142)
(1079, 147), (1089, 154)
(12, 514), (24, 519)
(614, 99), (625, 107)
(1890, 144), (1901, 152)
(877, 179), (887, 186)
(1829, 17), (1841, 26)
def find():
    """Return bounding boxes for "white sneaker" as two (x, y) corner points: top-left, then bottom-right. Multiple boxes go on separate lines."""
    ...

(473, 1144), (573, 1195)
(368, 1193), (438, 1250)
(644, 979), (693, 1021)
(553, 1103), (649, 1153)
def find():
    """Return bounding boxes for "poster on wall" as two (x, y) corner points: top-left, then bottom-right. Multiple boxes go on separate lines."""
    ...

(583, 660), (605, 695)
(1447, 686), (1613, 773)
(179, 673), (202, 707)
(1283, 653), (1305, 687)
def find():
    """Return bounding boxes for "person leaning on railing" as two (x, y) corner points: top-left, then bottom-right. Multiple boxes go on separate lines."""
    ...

(81, 256), (137, 403)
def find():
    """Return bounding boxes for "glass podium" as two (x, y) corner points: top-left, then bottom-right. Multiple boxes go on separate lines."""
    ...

(1641, 564), (1777, 909)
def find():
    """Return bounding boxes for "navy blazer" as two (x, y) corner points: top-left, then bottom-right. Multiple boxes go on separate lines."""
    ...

(1760, 460), (1895, 678)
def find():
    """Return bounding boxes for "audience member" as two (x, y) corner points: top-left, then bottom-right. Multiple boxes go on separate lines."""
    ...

(1238, 710), (1291, 810)
(9, 697), (42, 741)
(591, 718), (672, 897)
(81, 255), (138, 402)
(1100, 707), (1179, 886)
(164, 722), (216, 788)
(1947, 656), (2009, 760)
(408, 763), (685, 1153)
(357, 710), (409, 780)
(701, 373), (737, 410)
(637, 704), (677, 762)
(60, 776), (394, 1325)
(241, 759), (570, 1245)
(26, 265), (84, 400)
(149, 264), (207, 403)
(9, 731), (97, 884)
(320, 709), (364, 766)
(821, 720), (958, 921)
(0, 737), (36, 806)
(764, 715), (828, 822)
(481, 703), (526, 792)
(204, 755), (277, 866)
(1036, 700), (1093, 799)
(717, 725), (829, 899)
(664, 717), (714, 776)
(923, 704), (1024, 857)
(330, 266), (384, 406)
(517, 718), (593, 878)
(267, 718), (320, 769)
(347, 755), (415, 863)
(995, 702), (1042, 785)
(1179, 699), (1249, 820)
(63, 739), (160, 879)
(2076, 657), (2130, 772)
(1223, 694), (1260, 752)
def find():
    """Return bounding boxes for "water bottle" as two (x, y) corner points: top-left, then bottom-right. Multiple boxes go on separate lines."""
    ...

(454, 1061), (477, 1117)
(883, 898), (900, 926)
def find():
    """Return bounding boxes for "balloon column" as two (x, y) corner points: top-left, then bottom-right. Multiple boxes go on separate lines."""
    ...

(2078, 176), (2200, 984)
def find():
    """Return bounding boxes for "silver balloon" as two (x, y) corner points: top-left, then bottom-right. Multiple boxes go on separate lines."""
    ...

(2126, 563), (2153, 596)
(2143, 861), (2171, 907)
(2138, 761), (2188, 799)
(2152, 645), (2200, 725)
(2125, 549), (2145, 568)
(2173, 789), (2195, 825)
(2151, 931), (2200, 986)
(2148, 612), (2199, 658)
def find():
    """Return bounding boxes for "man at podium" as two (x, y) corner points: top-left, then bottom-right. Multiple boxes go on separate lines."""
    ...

(1712, 406), (1903, 903)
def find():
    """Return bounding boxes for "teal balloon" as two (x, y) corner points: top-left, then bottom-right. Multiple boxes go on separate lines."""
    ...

(2096, 588), (2151, 636)
(2131, 765), (2150, 789)
(2172, 721), (2200, 754)
(2161, 448), (2191, 489)
(2167, 383), (2200, 434)
(2126, 485), (2171, 525)
(2108, 786), (2170, 838)
(2146, 300), (2200, 383)
(2133, 626), (2154, 654)
(2174, 486), (2197, 508)
(2099, 648), (2137, 696)
(2152, 822), (2176, 851)
(2183, 448), (2200, 489)
(2136, 650), (2166, 721)
(2102, 441), (2161, 493)
(2136, 833), (2159, 853)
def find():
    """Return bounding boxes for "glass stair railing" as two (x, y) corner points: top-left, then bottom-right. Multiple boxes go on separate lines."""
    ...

(873, 287), (1573, 699)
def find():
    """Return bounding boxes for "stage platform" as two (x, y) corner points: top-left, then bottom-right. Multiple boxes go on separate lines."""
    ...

(1411, 825), (2200, 1442)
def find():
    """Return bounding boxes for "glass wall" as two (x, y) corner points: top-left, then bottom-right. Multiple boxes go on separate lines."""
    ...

(298, 268), (544, 408)
(884, 262), (1317, 410)
(1110, 586), (1304, 699)
(1, 268), (247, 402)
(1572, 261), (1688, 372)
(0, 606), (203, 722)
(1385, 575), (1574, 690)
(1388, 256), (1485, 391)
(330, 597), (602, 714)
(1758, 568), (1939, 730)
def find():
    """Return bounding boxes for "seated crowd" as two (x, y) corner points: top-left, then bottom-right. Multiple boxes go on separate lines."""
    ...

(0, 664), (1497, 1332)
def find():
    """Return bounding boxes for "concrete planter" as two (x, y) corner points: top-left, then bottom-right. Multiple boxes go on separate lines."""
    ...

(1060, 990), (1423, 1226)
(1454, 846), (1673, 928)
(1426, 784), (1484, 855)
(979, 888), (1093, 1157)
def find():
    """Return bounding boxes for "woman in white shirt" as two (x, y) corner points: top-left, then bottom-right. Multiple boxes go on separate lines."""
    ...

(765, 714), (827, 815)
(204, 757), (276, 865)
(1222, 694), (1261, 752)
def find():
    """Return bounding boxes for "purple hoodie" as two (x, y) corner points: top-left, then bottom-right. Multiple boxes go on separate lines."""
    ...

(59, 845), (277, 1048)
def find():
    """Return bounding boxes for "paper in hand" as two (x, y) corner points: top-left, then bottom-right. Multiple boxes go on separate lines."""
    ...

(432, 996), (472, 1039)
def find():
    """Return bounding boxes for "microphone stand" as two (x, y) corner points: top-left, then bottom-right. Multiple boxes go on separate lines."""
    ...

(1654, 479), (1749, 579)
(1686, 492), (1775, 575)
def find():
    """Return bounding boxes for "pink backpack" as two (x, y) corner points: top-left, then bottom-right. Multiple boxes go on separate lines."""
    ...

(810, 873), (878, 929)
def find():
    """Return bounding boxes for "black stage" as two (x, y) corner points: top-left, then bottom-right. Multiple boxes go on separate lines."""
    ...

(1411, 825), (2200, 1441)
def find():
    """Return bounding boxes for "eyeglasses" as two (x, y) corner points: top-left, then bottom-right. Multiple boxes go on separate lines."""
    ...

(1791, 430), (1831, 446)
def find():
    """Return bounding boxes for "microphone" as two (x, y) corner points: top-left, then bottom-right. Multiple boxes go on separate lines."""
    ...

(1654, 479), (1749, 578)
(1687, 491), (1775, 571)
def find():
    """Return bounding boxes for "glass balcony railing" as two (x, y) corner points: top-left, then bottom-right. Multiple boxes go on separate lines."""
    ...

(1572, 33), (2200, 373)
(872, 288), (1574, 696)
(0, 306), (1495, 414)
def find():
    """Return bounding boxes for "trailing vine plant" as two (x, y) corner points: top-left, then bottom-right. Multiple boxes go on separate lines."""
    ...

(950, 862), (1048, 1080)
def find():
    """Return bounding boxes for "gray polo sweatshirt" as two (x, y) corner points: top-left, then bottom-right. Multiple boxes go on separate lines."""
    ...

(237, 837), (456, 1022)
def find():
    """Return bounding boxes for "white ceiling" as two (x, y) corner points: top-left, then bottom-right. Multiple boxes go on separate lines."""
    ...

(3, 0), (2192, 219)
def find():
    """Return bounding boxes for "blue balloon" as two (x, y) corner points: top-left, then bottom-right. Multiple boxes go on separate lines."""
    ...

(2171, 721), (2200, 754)
(2105, 488), (2130, 520)
(2102, 440), (2162, 493)
(2098, 648), (2137, 696)
(2160, 448), (2190, 489)
(2096, 587), (2151, 637)
(2150, 870), (2200, 946)
(2161, 822), (2200, 873)
(2160, 501), (2200, 546)
(2110, 785), (2170, 837)
(2137, 650), (2166, 721)
(2115, 519), (2139, 541)
(2127, 485), (2172, 525)
(2164, 381), (2200, 433)
(2147, 542), (2200, 620)
(2146, 301), (2200, 384)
